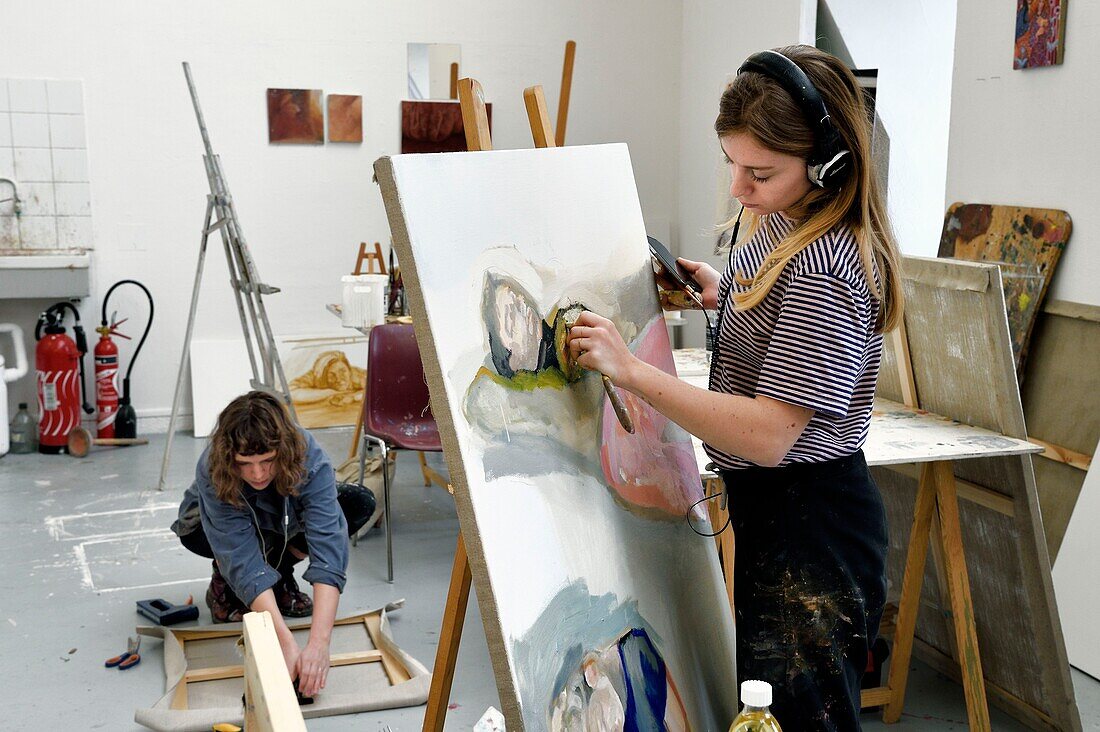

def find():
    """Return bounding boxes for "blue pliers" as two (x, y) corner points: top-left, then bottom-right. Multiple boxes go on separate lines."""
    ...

(105, 635), (141, 670)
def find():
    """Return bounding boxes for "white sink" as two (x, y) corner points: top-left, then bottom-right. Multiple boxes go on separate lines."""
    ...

(0, 250), (90, 269)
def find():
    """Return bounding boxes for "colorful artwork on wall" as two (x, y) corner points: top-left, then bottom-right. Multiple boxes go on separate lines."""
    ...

(1014, 0), (1067, 69)
(400, 100), (492, 154)
(328, 94), (363, 143)
(375, 144), (737, 729)
(266, 88), (324, 144)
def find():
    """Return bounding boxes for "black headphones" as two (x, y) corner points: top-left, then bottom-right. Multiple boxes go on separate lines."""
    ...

(737, 49), (850, 188)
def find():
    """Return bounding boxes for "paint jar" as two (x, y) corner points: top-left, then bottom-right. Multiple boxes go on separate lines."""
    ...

(341, 274), (388, 330)
(729, 680), (782, 731)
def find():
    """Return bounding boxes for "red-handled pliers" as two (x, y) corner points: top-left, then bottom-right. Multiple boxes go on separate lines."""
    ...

(105, 636), (141, 670)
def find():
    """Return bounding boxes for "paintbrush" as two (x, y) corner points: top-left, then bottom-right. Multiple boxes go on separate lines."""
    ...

(557, 305), (635, 434)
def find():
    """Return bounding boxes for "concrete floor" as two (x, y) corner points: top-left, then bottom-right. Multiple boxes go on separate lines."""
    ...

(1, 427), (1096, 730)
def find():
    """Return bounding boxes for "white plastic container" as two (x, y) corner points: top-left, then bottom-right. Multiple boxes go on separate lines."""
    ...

(1, 323), (29, 457)
(341, 274), (388, 330)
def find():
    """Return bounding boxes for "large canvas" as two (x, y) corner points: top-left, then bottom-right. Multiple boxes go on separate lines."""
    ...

(375, 145), (737, 730)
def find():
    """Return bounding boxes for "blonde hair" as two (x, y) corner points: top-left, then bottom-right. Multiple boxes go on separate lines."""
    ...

(715, 45), (903, 332)
(208, 391), (305, 508)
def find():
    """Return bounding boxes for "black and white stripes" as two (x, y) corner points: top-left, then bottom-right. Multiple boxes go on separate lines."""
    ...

(705, 213), (882, 469)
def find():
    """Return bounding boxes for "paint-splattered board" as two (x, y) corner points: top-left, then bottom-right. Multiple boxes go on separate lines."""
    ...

(680, 369), (1041, 476)
(876, 256), (1081, 730)
(937, 202), (1071, 372)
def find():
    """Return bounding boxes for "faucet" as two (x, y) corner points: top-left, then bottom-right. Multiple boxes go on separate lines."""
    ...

(0, 178), (22, 216)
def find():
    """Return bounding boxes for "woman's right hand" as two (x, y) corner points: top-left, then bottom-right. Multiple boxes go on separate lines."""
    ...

(677, 258), (721, 310)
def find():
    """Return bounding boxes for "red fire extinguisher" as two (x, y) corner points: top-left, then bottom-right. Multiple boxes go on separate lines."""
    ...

(94, 322), (123, 438)
(97, 280), (153, 439)
(35, 302), (93, 454)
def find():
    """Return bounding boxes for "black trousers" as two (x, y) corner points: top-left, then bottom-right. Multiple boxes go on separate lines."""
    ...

(179, 482), (376, 574)
(720, 451), (888, 732)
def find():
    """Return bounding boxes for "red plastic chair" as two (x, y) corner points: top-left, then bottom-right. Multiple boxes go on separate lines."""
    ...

(357, 323), (446, 581)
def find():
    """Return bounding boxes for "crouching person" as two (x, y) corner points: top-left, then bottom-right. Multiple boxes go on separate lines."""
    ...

(171, 390), (375, 695)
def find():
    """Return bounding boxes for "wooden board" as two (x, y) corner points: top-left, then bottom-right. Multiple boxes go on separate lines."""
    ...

(1020, 299), (1100, 560)
(937, 202), (1071, 372)
(134, 606), (431, 731)
(242, 611), (307, 732)
(875, 256), (1081, 731)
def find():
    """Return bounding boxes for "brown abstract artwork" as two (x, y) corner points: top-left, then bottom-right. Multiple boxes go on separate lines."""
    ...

(328, 94), (363, 143)
(400, 100), (492, 154)
(267, 88), (324, 144)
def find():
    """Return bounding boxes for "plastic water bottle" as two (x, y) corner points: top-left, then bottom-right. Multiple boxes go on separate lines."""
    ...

(729, 680), (782, 732)
(9, 403), (37, 454)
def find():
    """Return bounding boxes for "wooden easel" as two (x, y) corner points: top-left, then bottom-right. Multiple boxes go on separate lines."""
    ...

(423, 73), (577, 732)
(858, 319), (992, 729)
(353, 241), (387, 275)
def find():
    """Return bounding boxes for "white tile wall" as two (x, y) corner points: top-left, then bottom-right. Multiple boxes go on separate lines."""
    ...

(0, 215), (17, 248)
(51, 148), (87, 182)
(54, 182), (90, 216)
(9, 80), (48, 113)
(0, 78), (91, 251)
(14, 147), (53, 182)
(57, 215), (92, 249)
(11, 112), (50, 147)
(20, 181), (56, 215)
(48, 114), (86, 148)
(18, 216), (58, 248)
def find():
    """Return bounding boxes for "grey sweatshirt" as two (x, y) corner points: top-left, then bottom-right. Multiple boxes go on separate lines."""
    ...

(172, 429), (348, 606)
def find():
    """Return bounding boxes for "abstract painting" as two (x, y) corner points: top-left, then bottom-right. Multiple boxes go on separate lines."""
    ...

(400, 100), (492, 154)
(375, 144), (737, 730)
(328, 94), (363, 143)
(1014, 0), (1067, 69)
(266, 88), (324, 144)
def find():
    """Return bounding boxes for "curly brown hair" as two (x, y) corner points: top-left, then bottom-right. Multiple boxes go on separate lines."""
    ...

(207, 391), (306, 508)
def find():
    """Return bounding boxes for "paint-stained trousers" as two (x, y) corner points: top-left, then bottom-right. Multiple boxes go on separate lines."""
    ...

(720, 450), (888, 732)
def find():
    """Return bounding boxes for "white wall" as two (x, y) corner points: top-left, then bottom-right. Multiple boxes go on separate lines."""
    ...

(946, 0), (1100, 680)
(819, 0), (957, 257)
(0, 0), (682, 428)
(675, 0), (812, 348)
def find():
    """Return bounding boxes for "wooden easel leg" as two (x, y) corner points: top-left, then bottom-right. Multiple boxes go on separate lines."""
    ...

(418, 451), (432, 486)
(882, 462), (938, 723)
(423, 534), (473, 732)
(932, 460), (992, 731)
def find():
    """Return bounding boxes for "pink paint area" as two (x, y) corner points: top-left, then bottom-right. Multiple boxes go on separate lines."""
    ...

(600, 317), (705, 519)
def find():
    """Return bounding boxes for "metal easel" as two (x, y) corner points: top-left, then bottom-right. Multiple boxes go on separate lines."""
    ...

(156, 62), (296, 491)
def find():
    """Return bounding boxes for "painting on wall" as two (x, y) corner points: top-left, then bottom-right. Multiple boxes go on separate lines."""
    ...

(1014, 0), (1067, 69)
(266, 88), (324, 144)
(328, 94), (363, 143)
(279, 333), (368, 429)
(400, 100), (492, 154)
(375, 144), (737, 730)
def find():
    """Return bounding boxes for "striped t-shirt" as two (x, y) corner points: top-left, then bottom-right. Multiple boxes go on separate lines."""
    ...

(705, 213), (882, 469)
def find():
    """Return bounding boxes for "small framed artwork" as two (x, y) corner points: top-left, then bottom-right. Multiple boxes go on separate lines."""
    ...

(266, 88), (324, 144)
(1014, 0), (1067, 69)
(328, 94), (363, 143)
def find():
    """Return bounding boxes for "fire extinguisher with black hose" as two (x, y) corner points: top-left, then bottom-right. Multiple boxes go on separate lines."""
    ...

(97, 280), (154, 439)
(35, 302), (94, 454)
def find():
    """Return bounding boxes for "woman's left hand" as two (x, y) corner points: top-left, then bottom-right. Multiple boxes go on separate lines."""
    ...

(566, 311), (637, 387)
(295, 638), (331, 697)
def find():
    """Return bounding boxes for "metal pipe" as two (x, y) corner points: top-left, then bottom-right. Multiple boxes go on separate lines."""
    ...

(0, 178), (22, 215)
